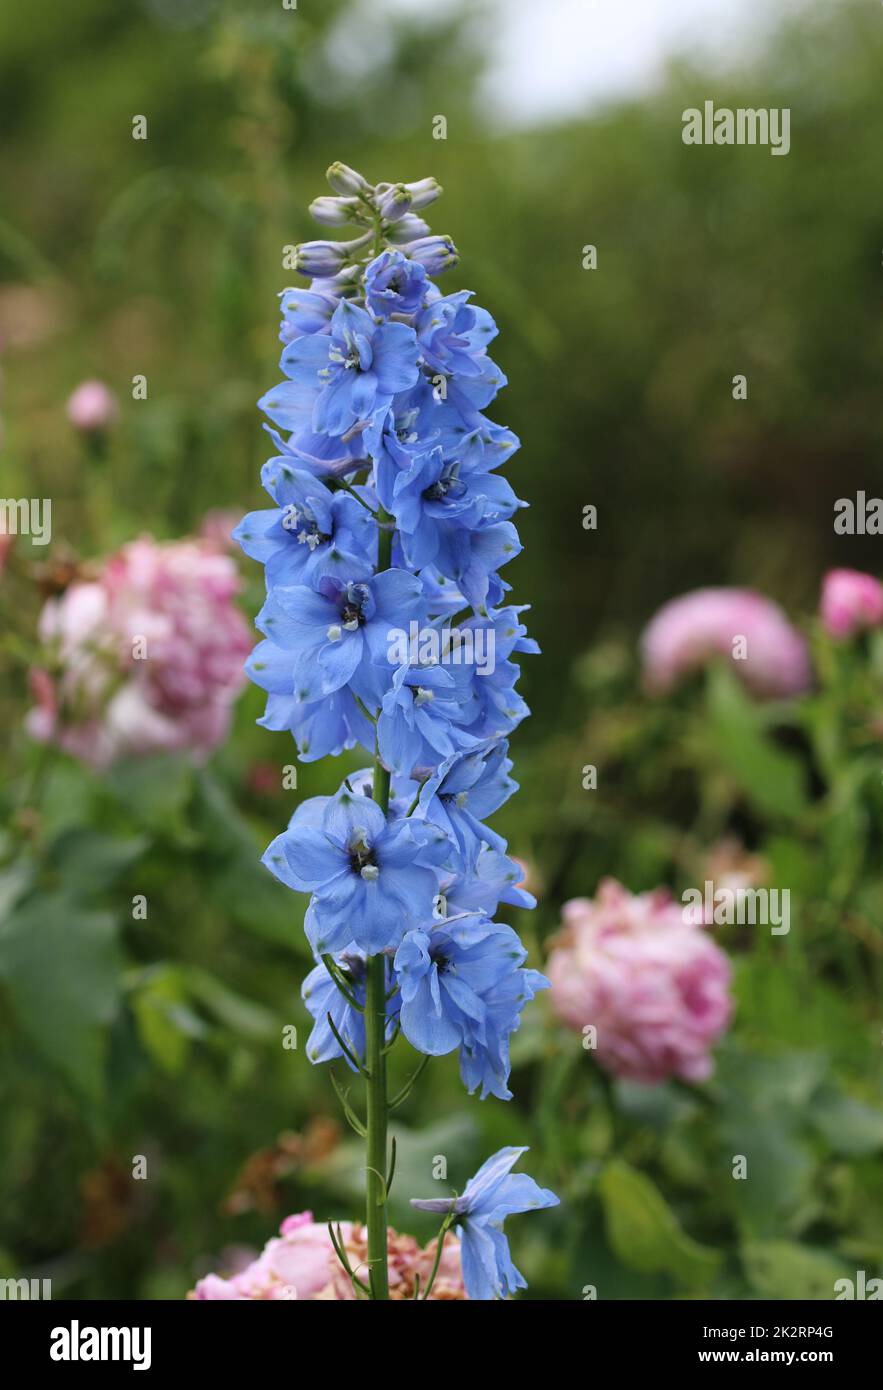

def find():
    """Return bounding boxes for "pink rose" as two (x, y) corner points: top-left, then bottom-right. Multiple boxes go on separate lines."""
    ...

(192, 1212), (466, 1301)
(819, 568), (883, 640)
(640, 587), (811, 699)
(547, 878), (733, 1085)
(27, 533), (251, 767)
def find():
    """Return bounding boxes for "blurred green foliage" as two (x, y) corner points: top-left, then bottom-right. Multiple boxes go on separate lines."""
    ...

(1, 0), (882, 1300)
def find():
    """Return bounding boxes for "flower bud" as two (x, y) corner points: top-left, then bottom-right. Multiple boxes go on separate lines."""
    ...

(820, 568), (883, 640)
(294, 234), (371, 277)
(66, 379), (118, 432)
(309, 195), (362, 227)
(385, 214), (431, 245)
(400, 235), (459, 275)
(377, 184), (412, 223)
(326, 162), (369, 196)
(404, 177), (442, 210)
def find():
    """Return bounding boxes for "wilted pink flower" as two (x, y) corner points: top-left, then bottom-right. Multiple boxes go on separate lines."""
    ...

(640, 587), (811, 699)
(66, 379), (118, 432)
(547, 878), (733, 1085)
(191, 1212), (466, 1301)
(819, 568), (883, 641)
(27, 535), (250, 767)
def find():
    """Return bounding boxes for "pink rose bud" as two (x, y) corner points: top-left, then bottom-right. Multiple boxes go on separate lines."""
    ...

(640, 587), (811, 699)
(66, 379), (118, 432)
(547, 878), (733, 1085)
(819, 568), (883, 640)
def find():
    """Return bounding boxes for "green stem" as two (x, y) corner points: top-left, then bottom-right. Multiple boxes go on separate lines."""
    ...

(365, 882), (390, 1296)
(365, 505), (394, 1299)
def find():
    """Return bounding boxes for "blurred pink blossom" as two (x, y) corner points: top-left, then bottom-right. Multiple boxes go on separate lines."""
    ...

(819, 568), (883, 640)
(66, 379), (118, 432)
(547, 878), (733, 1085)
(640, 587), (811, 699)
(27, 534), (250, 767)
(200, 508), (244, 553)
(191, 1212), (465, 1301)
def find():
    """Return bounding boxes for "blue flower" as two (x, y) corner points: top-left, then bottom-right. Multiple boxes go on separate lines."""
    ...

(246, 642), (375, 759)
(442, 847), (536, 917)
(389, 445), (522, 568)
(234, 463), (376, 588)
(415, 290), (497, 378)
(302, 948), (400, 1068)
(261, 299), (421, 440)
(262, 785), (450, 955)
(365, 249), (429, 319)
(416, 741), (518, 866)
(363, 381), (441, 510)
(256, 567), (425, 706)
(411, 1147), (559, 1300)
(278, 285), (339, 344)
(393, 914), (547, 1098)
(378, 659), (479, 778)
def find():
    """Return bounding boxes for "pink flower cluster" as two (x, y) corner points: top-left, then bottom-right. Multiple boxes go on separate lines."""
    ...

(819, 568), (883, 640)
(28, 534), (250, 767)
(192, 1212), (466, 1301)
(640, 587), (811, 699)
(547, 878), (733, 1085)
(641, 570), (883, 701)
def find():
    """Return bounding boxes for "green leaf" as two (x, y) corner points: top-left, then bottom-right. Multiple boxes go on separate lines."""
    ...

(131, 968), (196, 1076)
(185, 966), (276, 1041)
(0, 893), (121, 1100)
(106, 755), (195, 838)
(810, 1087), (883, 1157)
(598, 1159), (721, 1287)
(742, 1240), (849, 1300)
(49, 828), (149, 898)
(194, 770), (306, 948)
(705, 666), (807, 819)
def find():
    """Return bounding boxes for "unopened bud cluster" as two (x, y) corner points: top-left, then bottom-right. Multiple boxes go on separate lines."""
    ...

(300, 163), (455, 282)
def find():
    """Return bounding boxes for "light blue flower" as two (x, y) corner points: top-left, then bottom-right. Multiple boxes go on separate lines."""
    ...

(365, 249), (429, 318)
(246, 643), (375, 760)
(302, 948), (400, 1068)
(234, 463), (376, 588)
(411, 1147), (559, 1300)
(394, 913), (547, 1098)
(416, 741), (518, 866)
(256, 567), (425, 706)
(261, 299), (421, 440)
(378, 659), (479, 778)
(263, 785), (450, 955)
